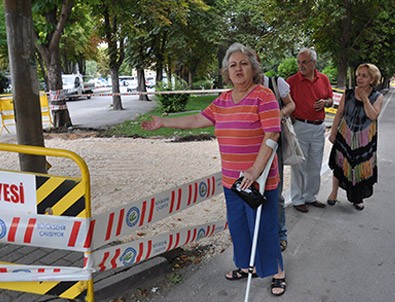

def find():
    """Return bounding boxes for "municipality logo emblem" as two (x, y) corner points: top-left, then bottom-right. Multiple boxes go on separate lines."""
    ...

(197, 228), (206, 240)
(12, 269), (31, 273)
(121, 247), (137, 266)
(126, 207), (140, 227)
(0, 219), (6, 239)
(199, 182), (208, 197)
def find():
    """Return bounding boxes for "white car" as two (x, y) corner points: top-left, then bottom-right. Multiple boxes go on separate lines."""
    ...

(146, 77), (155, 88)
(89, 78), (107, 88)
(126, 80), (139, 92)
(62, 74), (94, 100)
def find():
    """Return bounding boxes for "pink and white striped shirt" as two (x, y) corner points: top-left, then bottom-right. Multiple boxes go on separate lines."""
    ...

(201, 85), (281, 190)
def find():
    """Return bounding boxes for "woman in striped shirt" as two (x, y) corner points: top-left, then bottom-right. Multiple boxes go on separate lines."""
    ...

(141, 43), (286, 296)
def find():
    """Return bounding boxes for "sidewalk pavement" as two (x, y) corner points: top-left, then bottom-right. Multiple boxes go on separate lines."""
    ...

(1, 89), (394, 301)
(123, 88), (395, 302)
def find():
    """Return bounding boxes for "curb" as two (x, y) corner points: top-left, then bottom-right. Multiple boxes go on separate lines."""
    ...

(94, 256), (170, 301)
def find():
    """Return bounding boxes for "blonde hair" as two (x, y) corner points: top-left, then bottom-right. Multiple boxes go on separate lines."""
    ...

(356, 63), (381, 87)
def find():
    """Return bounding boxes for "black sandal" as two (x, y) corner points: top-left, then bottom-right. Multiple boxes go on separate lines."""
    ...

(327, 199), (338, 206)
(225, 268), (258, 281)
(280, 240), (287, 252)
(271, 277), (286, 296)
(354, 203), (365, 211)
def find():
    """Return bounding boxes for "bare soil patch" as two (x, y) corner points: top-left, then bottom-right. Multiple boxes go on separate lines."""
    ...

(1, 131), (231, 255)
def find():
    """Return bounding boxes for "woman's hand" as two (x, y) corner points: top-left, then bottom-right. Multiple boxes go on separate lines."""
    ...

(141, 116), (163, 130)
(329, 132), (336, 144)
(355, 86), (370, 103)
(240, 166), (260, 190)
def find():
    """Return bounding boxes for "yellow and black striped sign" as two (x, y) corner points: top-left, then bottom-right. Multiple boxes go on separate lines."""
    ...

(0, 174), (92, 300)
(0, 143), (93, 301)
(36, 175), (88, 217)
(0, 278), (89, 300)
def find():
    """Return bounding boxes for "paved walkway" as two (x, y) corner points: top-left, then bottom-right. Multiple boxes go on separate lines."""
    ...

(119, 88), (395, 302)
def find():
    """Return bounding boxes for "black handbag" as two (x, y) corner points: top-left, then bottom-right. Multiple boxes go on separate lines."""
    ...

(231, 176), (267, 209)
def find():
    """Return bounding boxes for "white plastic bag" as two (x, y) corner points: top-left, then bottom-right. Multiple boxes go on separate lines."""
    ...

(281, 118), (305, 165)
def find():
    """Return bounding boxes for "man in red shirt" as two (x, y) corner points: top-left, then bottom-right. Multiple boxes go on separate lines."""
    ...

(287, 47), (333, 213)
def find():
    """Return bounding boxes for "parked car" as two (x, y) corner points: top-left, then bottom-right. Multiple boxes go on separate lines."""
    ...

(62, 74), (95, 100)
(146, 77), (155, 88)
(88, 77), (108, 88)
(119, 76), (136, 87)
(126, 79), (139, 92)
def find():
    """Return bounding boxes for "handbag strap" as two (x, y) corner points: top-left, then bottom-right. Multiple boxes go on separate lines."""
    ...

(270, 76), (282, 109)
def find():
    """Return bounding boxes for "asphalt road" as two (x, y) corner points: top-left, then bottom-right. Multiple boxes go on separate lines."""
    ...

(66, 87), (156, 129)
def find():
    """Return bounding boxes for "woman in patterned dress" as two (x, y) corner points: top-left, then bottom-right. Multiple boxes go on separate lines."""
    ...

(327, 63), (384, 210)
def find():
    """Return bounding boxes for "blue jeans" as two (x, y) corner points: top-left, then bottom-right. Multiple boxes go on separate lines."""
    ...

(224, 186), (283, 278)
(277, 141), (287, 241)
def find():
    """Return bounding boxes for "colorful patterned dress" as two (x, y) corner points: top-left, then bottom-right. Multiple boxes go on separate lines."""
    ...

(329, 88), (381, 203)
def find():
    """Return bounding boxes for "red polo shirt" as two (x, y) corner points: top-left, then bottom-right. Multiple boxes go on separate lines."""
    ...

(287, 70), (333, 121)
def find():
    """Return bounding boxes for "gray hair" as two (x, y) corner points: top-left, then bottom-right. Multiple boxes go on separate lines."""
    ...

(298, 47), (317, 62)
(221, 43), (262, 85)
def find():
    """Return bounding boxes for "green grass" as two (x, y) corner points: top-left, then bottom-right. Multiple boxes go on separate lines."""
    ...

(104, 95), (217, 138)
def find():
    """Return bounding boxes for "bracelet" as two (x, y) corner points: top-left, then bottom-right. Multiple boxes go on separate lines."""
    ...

(363, 100), (369, 104)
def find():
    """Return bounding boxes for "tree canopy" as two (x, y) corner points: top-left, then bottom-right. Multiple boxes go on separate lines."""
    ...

(1, 0), (393, 93)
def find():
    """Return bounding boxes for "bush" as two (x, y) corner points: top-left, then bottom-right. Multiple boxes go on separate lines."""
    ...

(192, 79), (213, 90)
(264, 70), (277, 77)
(278, 58), (298, 79)
(156, 78), (190, 113)
(322, 64), (338, 84)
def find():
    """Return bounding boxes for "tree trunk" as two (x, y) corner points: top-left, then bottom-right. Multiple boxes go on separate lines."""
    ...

(382, 77), (390, 90)
(155, 61), (163, 83)
(336, 0), (352, 88)
(110, 67), (123, 110)
(78, 59), (86, 75)
(34, 0), (75, 129)
(188, 70), (193, 88)
(137, 68), (149, 101)
(215, 46), (226, 89)
(41, 45), (73, 129)
(337, 56), (348, 89)
(4, 0), (46, 173)
(104, 4), (125, 110)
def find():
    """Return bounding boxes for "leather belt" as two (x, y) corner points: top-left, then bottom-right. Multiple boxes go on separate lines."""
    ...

(294, 118), (324, 125)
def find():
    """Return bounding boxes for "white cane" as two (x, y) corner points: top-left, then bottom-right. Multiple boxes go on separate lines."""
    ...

(244, 139), (278, 302)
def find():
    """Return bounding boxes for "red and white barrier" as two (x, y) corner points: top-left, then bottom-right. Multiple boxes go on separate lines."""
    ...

(0, 264), (91, 282)
(333, 92), (343, 107)
(0, 169), (226, 285)
(0, 213), (89, 252)
(90, 172), (223, 250)
(92, 220), (228, 272)
(79, 89), (229, 98)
